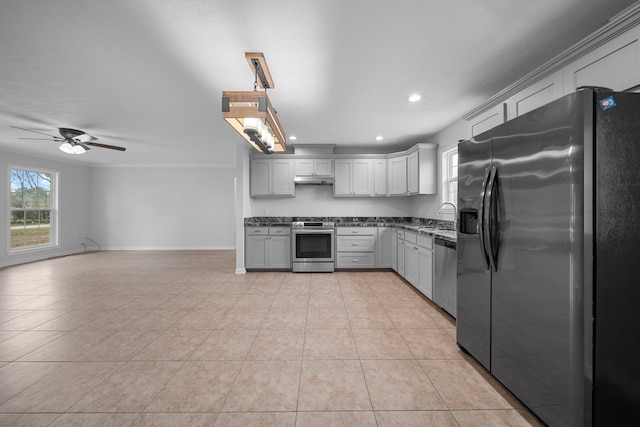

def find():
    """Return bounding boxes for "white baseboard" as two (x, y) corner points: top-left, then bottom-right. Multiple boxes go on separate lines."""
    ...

(98, 246), (236, 251)
(1, 247), (236, 268)
(0, 248), (86, 268)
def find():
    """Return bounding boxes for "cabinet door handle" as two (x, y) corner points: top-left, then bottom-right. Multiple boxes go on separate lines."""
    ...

(352, 243), (359, 246)
(352, 259), (359, 262)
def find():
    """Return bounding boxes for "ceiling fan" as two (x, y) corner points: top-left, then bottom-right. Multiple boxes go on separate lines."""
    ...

(11, 126), (126, 154)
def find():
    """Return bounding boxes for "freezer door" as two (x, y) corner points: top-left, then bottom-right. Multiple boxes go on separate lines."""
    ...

(456, 135), (493, 370)
(593, 91), (640, 424)
(489, 92), (586, 427)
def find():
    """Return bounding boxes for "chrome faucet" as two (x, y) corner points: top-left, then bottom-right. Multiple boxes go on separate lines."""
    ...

(436, 202), (457, 230)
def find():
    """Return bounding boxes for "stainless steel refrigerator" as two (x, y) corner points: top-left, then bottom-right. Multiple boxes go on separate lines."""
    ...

(457, 88), (640, 427)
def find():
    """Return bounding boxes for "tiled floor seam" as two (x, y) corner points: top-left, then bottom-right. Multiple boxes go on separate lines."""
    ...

(357, 358), (378, 415)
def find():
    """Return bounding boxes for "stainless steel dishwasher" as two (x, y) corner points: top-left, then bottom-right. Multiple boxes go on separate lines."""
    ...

(434, 237), (457, 318)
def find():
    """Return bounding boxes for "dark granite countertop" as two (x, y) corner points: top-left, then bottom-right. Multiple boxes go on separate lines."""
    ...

(244, 216), (457, 244)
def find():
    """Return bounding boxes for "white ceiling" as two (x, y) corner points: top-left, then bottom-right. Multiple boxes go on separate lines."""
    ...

(0, 0), (636, 166)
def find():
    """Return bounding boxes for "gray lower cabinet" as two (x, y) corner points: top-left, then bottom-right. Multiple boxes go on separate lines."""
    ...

(403, 232), (419, 286)
(245, 227), (291, 270)
(397, 230), (406, 277)
(395, 230), (434, 300)
(376, 227), (393, 268)
(416, 235), (434, 300)
(336, 227), (376, 269)
(336, 252), (375, 268)
(391, 228), (398, 271)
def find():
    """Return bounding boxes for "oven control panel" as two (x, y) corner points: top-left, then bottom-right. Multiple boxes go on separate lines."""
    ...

(292, 221), (335, 229)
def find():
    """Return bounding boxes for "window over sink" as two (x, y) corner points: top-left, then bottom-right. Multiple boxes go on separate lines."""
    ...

(441, 147), (458, 205)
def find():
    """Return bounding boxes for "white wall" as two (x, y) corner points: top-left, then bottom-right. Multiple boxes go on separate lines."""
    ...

(0, 149), (92, 267)
(250, 184), (412, 218)
(90, 165), (236, 249)
(235, 143), (252, 273)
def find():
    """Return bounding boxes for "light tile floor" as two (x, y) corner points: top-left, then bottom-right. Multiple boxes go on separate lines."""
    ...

(0, 250), (543, 426)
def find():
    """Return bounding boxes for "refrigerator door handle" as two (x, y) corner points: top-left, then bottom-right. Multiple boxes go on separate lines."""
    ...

(478, 167), (492, 270)
(484, 166), (498, 272)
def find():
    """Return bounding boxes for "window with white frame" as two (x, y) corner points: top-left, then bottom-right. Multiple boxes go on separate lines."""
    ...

(441, 147), (458, 205)
(9, 167), (58, 252)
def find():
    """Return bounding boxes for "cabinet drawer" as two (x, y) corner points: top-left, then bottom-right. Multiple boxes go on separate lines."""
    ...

(246, 227), (268, 235)
(336, 235), (376, 252)
(337, 227), (377, 236)
(269, 227), (290, 236)
(336, 253), (375, 269)
(404, 232), (418, 244)
(417, 235), (433, 250)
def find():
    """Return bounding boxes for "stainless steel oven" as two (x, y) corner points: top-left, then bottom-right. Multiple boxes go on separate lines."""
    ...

(291, 221), (335, 272)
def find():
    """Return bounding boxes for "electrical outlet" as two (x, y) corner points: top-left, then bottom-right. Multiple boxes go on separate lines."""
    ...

(264, 209), (269, 215)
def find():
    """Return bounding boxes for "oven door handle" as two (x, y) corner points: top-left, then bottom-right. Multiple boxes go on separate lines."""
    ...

(292, 229), (335, 234)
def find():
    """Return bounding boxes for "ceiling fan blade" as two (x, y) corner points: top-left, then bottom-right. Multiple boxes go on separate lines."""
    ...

(11, 125), (59, 138)
(86, 142), (126, 151)
(18, 137), (58, 141)
(58, 127), (87, 140)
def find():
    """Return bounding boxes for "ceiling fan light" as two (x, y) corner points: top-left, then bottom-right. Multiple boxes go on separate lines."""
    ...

(59, 142), (74, 154)
(72, 144), (86, 154)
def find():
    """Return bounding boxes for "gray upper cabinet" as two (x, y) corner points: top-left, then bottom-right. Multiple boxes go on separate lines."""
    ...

(250, 159), (295, 197)
(468, 103), (507, 137)
(508, 70), (564, 119)
(250, 143), (437, 198)
(407, 151), (419, 194)
(373, 158), (388, 196)
(250, 160), (271, 197)
(387, 156), (407, 195)
(406, 145), (438, 195)
(563, 26), (640, 93)
(295, 159), (333, 177)
(334, 159), (374, 196)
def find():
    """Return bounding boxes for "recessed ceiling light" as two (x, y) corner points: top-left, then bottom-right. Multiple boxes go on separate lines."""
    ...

(289, 135), (297, 140)
(375, 136), (384, 141)
(408, 94), (422, 102)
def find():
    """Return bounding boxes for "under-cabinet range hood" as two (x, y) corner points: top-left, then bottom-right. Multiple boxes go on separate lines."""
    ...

(293, 176), (334, 185)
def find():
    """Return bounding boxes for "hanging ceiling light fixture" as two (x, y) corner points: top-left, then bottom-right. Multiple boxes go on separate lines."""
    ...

(222, 52), (286, 154)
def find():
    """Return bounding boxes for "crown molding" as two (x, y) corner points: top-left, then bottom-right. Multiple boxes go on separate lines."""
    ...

(462, 2), (640, 120)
